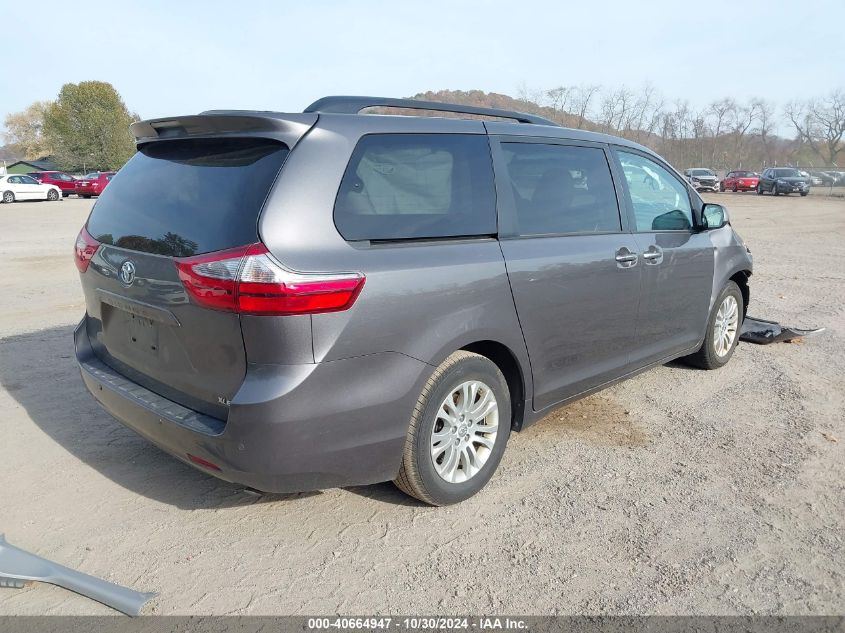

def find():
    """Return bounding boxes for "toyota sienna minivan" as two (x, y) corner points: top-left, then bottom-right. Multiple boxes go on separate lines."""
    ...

(74, 96), (753, 505)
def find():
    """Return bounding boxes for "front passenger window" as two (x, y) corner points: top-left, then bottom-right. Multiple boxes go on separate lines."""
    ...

(617, 151), (692, 232)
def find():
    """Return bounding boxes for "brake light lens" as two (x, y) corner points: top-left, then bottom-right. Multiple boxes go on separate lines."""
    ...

(74, 226), (100, 272)
(174, 244), (365, 316)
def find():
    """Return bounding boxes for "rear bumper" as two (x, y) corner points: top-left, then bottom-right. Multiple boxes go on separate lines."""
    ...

(75, 319), (430, 493)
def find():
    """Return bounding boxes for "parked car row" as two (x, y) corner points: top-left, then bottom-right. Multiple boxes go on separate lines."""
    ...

(684, 166), (845, 197)
(808, 170), (845, 186)
(1, 170), (115, 203)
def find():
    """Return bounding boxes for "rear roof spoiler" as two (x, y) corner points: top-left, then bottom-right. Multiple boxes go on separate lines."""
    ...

(304, 95), (560, 126)
(130, 112), (317, 146)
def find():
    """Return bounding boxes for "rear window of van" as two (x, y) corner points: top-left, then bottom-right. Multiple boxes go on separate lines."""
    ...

(86, 138), (289, 256)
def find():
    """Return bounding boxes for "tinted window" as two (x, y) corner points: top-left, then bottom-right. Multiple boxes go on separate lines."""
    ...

(773, 168), (801, 178)
(334, 134), (495, 241)
(618, 151), (693, 232)
(501, 143), (621, 235)
(86, 137), (289, 256)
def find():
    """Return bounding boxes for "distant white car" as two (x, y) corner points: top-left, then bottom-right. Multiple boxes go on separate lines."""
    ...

(1, 174), (62, 203)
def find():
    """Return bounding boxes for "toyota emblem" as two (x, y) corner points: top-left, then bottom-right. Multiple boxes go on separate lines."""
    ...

(119, 260), (136, 285)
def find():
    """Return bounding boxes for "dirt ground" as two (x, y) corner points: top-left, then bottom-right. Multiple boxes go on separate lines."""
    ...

(0, 193), (843, 616)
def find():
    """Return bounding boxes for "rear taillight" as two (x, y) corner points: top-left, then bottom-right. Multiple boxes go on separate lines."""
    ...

(174, 244), (365, 316)
(74, 227), (100, 272)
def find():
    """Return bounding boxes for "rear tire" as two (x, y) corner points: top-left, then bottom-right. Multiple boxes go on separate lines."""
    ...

(685, 281), (743, 370)
(2, 191), (14, 204)
(394, 351), (511, 506)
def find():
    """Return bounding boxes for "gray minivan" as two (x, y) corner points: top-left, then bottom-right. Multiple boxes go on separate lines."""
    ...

(74, 96), (753, 505)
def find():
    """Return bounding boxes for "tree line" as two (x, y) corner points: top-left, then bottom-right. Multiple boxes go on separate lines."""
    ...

(3, 81), (138, 172)
(419, 87), (845, 170)
(5, 82), (843, 173)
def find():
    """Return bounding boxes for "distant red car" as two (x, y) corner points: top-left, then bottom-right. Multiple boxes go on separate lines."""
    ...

(75, 172), (115, 198)
(27, 171), (77, 197)
(720, 170), (759, 192)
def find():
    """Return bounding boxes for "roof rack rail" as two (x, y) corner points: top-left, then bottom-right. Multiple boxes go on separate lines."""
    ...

(304, 96), (559, 126)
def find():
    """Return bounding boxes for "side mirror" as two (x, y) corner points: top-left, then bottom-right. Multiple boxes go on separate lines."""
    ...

(702, 203), (729, 230)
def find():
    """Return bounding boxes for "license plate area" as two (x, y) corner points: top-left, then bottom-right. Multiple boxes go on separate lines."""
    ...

(127, 313), (159, 357)
(102, 303), (160, 359)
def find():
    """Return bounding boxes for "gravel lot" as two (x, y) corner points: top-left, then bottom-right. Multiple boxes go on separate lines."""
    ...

(0, 193), (843, 615)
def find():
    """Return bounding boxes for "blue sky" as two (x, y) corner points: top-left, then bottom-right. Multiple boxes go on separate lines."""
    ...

(1, 0), (843, 130)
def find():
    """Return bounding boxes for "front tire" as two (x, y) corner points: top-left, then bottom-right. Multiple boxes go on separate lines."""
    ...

(47, 189), (59, 201)
(772, 183), (779, 196)
(394, 351), (511, 506)
(756, 184), (763, 195)
(685, 281), (743, 370)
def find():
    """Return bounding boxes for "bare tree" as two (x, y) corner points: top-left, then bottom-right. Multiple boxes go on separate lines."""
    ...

(571, 84), (601, 129)
(626, 83), (663, 143)
(515, 82), (544, 108)
(545, 86), (574, 116)
(599, 86), (634, 134)
(785, 90), (845, 166)
(730, 102), (757, 168)
(751, 99), (776, 165)
(707, 98), (737, 166)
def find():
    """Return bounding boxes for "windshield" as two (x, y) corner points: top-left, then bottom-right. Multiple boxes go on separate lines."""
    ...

(690, 169), (714, 177)
(774, 168), (801, 178)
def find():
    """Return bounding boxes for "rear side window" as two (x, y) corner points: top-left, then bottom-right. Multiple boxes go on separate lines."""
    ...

(334, 134), (496, 241)
(87, 138), (289, 256)
(500, 143), (621, 235)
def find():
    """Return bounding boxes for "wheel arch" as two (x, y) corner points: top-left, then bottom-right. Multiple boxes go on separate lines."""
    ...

(729, 269), (751, 319)
(460, 340), (528, 432)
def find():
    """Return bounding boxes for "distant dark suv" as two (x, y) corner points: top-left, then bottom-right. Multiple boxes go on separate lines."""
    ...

(757, 168), (810, 196)
(74, 96), (753, 505)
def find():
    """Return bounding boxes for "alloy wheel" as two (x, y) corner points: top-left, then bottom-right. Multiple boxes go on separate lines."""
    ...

(430, 380), (499, 484)
(713, 295), (739, 357)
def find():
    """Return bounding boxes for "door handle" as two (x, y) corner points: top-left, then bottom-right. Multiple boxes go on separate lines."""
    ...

(643, 246), (664, 264)
(614, 248), (638, 268)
